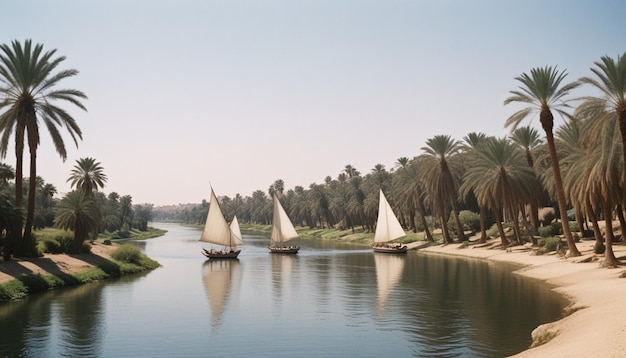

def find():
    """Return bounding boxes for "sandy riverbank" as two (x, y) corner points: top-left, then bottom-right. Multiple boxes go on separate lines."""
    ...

(0, 243), (117, 285)
(413, 238), (626, 357)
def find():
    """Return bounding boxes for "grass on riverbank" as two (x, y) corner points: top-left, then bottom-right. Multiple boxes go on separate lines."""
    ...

(0, 243), (160, 301)
(241, 224), (426, 245)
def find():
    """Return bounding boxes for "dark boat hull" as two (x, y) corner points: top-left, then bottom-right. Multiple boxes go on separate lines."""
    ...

(202, 248), (241, 259)
(372, 245), (408, 254)
(268, 246), (300, 254)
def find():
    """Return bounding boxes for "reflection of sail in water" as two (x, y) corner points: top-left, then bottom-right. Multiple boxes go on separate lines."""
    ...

(270, 254), (296, 309)
(202, 259), (242, 327)
(374, 253), (405, 312)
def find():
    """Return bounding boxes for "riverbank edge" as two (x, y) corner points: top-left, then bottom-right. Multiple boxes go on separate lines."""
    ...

(0, 240), (161, 301)
(414, 238), (626, 357)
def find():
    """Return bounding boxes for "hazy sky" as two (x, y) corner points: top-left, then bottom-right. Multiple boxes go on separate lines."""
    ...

(2, 1), (624, 206)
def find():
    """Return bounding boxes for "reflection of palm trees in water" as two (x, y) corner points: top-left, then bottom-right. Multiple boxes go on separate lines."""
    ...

(56, 284), (106, 356)
(374, 253), (405, 314)
(202, 259), (242, 329)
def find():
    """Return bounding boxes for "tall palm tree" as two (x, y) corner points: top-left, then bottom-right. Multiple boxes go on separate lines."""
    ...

(504, 65), (581, 256)
(0, 39), (87, 242)
(419, 134), (466, 243)
(67, 157), (107, 197)
(54, 191), (100, 253)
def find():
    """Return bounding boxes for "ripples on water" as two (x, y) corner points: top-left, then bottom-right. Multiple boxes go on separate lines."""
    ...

(0, 223), (567, 357)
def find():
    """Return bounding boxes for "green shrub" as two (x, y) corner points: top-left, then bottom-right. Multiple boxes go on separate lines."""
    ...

(111, 244), (142, 264)
(459, 210), (480, 232)
(538, 237), (560, 253)
(486, 223), (500, 238)
(538, 223), (562, 238)
(37, 231), (76, 254)
(538, 225), (555, 238)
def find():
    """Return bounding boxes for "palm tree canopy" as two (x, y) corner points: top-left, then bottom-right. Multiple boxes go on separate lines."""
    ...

(504, 65), (580, 131)
(460, 137), (536, 210)
(0, 39), (88, 159)
(67, 157), (107, 196)
(577, 53), (626, 112)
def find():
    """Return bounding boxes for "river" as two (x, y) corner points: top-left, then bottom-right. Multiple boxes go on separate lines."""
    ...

(0, 222), (567, 357)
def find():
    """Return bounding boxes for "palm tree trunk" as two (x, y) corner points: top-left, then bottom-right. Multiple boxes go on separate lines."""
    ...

(415, 197), (433, 242)
(586, 200), (604, 254)
(23, 148), (37, 240)
(508, 204), (523, 244)
(438, 206), (452, 244)
(542, 123), (581, 256)
(14, 138), (24, 207)
(601, 201), (620, 267)
(616, 204), (626, 243)
(478, 206), (487, 243)
(493, 205), (508, 246)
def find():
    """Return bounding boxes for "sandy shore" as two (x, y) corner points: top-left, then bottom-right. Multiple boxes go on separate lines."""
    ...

(0, 243), (117, 285)
(415, 238), (626, 357)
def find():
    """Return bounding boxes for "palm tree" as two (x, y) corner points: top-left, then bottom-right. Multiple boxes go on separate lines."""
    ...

(418, 134), (466, 243)
(461, 132), (492, 243)
(577, 112), (623, 266)
(268, 179), (285, 199)
(0, 39), (87, 242)
(67, 157), (107, 197)
(54, 191), (100, 253)
(509, 126), (544, 234)
(394, 158), (433, 241)
(504, 65), (581, 256)
(460, 137), (536, 245)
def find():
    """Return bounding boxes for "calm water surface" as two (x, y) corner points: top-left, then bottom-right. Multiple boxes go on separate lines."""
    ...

(0, 222), (567, 357)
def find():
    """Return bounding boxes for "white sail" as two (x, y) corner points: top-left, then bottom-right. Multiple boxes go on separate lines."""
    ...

(271, 194), (299, 244)
(373, 189), (406, 244)
(230, 215), (244, 247)
(199, 187), (233, 247)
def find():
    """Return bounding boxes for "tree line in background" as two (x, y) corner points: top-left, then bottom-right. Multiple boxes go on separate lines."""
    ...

(0, 39), (151, 259)
(156, 54), (626, 268)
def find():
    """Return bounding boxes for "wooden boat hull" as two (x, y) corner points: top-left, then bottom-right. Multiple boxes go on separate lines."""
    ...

(268, 246), (300, 254)
(372, 245), (408, 254)
(202, 248), (241, 259)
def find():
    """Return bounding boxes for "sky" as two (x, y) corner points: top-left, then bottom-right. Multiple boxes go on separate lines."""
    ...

(1, 0), (624, 206)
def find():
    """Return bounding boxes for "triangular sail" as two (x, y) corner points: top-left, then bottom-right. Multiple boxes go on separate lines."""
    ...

(230, 215), (244, 247)
(271, 194), (299, 244)
(199, 187), (233, 247)
(373, 189), (406, 243)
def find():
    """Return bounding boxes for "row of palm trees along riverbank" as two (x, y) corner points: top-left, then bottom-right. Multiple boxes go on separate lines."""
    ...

(1, 37), (625, 272)
(159, 53), (626, 269)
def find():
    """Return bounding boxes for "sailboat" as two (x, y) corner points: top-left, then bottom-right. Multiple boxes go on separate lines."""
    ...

(268, 194), (300, 254)
(372, 189), (408, 253)
(199, 186), (244, 259)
